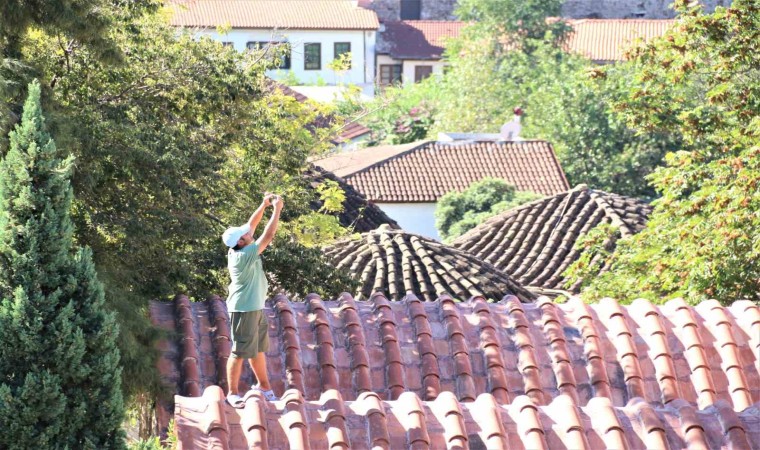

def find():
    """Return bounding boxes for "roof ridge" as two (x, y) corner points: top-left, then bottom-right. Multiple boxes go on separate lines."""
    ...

(587, 189), (636, 237)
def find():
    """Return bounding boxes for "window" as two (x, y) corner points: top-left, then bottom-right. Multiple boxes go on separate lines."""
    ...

(222, 42), (234, 48)
(334, 42), (352, 68)
(414, 65), (433, 82)
(304, 43), (321, 70)
(246, 41), (291, 69)
(379, 64), (402, 86)
(400, 0), (421, 20)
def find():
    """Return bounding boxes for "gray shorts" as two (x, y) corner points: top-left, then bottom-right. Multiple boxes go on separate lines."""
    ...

(229, 310), (269, 358)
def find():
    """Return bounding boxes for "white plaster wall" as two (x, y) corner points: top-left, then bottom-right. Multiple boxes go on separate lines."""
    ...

(401, 60), (446, 86)
(376, 202), (440, 240)
(197, 28), (376, 89)
(376, 55), (447, 87)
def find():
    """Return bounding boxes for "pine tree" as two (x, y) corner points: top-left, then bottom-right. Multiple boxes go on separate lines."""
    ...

(0, 80), (125, 449)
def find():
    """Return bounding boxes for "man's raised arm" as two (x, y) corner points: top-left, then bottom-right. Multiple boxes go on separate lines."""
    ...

(247, 193), (275, 231)
(255, 195), (283, 255)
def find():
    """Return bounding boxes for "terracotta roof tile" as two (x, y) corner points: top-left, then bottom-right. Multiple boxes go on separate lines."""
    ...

(314, 140), (570, 202)
(564, 19), (675, 62)
(169, 0), (379, 30)
(304, 166), (400, 232)
(453, 185), (652, 294)
(323, 225), (536, 302)
(150, 294), (760, 441)
(175, 385), (760, 449)
(377, 20), (466, 60)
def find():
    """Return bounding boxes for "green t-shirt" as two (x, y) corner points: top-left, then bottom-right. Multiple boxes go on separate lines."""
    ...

(226, 243), (268, 312)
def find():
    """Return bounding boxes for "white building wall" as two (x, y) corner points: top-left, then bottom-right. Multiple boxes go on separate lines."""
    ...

(376, 55), (447, 87)
(197, 28), (376, 92)
(376, 202), (440, 240)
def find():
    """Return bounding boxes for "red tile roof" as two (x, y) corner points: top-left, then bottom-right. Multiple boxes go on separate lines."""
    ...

(564, 19), (675, 62)
(169, 0), (379, 30)
(150, 293), (760, 441)
(175, 385), (760, 449)
(323, 225), (535, 302)
(453, 185), (653, 294)
(379, 20), (466, 60)
(314, 140), (570, 202)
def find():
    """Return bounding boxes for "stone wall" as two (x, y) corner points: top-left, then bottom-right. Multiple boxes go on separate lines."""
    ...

(561, 0), (731, 19)
(363, 0), (731, 21)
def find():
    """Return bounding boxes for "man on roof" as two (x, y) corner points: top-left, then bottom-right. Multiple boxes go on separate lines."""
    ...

(221, 193), (283, 407)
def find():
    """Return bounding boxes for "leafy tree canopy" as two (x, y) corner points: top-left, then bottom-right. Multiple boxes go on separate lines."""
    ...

(5, 11), (359, 404)
(435, 178), (542, 242)
(574, 0), (760, 304)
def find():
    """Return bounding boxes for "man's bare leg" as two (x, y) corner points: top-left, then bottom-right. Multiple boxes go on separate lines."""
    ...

(226, 355), (244, 395)
(248, 352), (272, 391)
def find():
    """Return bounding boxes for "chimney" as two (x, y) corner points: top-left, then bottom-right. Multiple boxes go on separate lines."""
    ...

(500, 107), (523, 141)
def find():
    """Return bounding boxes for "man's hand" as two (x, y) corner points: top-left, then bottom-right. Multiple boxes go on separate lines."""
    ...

(262, 192), (276, 207)
(272, 195), (284, 211)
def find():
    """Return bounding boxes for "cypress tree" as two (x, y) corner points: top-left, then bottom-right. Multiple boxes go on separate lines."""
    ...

(0, 80), (125, 449)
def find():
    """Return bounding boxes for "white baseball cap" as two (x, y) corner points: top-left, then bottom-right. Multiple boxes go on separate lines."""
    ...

(222, 223), (251, 248)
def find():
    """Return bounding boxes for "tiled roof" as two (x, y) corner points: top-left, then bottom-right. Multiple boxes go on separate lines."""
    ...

(169, 0), (379, 30)
(314, 140), (570, 202)
(453, 185), (653, 294)
(304, 166), (399, 232)
(378, 20), (466, 60)
(268, 81), (372, 144)
(150, 293), (760, 440)
(322, 225), (535, 302)
(564, 19), (675, 62)
(176, 385), (760, 449)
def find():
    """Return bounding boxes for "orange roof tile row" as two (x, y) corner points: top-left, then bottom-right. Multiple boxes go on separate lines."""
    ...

(171, 0), (380, 30)
(175, 385), (760, 450)
(150, 293), (760, 439)
(169, 0), (379, 30)
(564, 19), (676, 62)
(316, 140), (570, 202)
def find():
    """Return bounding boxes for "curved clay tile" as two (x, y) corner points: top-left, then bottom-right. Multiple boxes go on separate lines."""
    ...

(323, 225), (536, 302)
(151, 294), (760, 441)
(174, 387), (760, 449)
(452, 185), (653, 294)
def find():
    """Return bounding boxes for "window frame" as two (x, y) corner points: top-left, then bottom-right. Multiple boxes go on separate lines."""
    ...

(379, 64), (403, 86)
(414, 65), (433, 82)
(334, 42), (352, 68)
(246, 41), (291, 69)
(304, 43), (322, 70)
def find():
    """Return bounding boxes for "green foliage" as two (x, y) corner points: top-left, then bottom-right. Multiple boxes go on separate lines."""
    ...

(287, 180), (350, 247)
(435, 178), (542, 242)
(434, 41), (680, 198)
(128, 437), (163, 450)
(579, 0), (760, 304)
(456, 0), (569, 53)
(4, 11), (358, 406)
(561, 222), (620, 289)
(358, 79), (441, 145)
(0, 80), (125, 448)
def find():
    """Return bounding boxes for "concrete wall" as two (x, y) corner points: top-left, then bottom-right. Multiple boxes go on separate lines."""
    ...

(376, 202), (440, 240)
(365, 0), (731, 21)
(197, 28), (376, 90)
